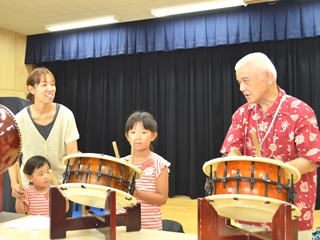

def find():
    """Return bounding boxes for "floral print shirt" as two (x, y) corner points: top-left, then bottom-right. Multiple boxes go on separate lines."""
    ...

(221, 87), (320, 231)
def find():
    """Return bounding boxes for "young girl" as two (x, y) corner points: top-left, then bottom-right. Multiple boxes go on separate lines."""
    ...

(15, 155), (69, 216)
(123, 111), (171, 230)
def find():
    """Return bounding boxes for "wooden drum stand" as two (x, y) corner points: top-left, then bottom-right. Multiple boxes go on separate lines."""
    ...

(49, 187), (141, 240)
(0, 174), (2, 212)
(197, 198), (298, 240)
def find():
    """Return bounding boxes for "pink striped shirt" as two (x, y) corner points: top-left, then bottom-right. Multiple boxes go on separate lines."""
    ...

(24, 186), (50, 216)
(120, 152), (170, 230)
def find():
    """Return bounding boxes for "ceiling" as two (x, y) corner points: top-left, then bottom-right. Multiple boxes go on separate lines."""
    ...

(0, 0), (250, 36)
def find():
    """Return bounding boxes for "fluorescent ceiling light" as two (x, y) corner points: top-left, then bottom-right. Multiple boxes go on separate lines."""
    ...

(45, 16), (119, 32)
(151, 0), (244, 17)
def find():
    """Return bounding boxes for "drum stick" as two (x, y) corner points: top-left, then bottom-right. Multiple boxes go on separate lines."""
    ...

(250, 130), (262, 157)
(49, 170), (68, 205)
(16, 162), (23, 189)
(131, 138), (135, 165)
(112, 141), (121, 158)
(234, 149), (242, 156)
(49, 170), (59, 187)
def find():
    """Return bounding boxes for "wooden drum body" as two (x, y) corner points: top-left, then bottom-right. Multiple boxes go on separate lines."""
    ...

(59, 153), (142, 209)
(0, 104), (21, 175)
(202, 156), (301, 222)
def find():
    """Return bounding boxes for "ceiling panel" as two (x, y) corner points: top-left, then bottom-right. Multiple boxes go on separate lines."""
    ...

(0, 0), (262, 36)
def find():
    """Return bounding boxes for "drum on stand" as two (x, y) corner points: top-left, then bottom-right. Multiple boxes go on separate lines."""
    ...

(0, 104), (21, 213)
(0, 104), (21, 175)
(202, 156), (301, 222)
(59, 153), (142, 209)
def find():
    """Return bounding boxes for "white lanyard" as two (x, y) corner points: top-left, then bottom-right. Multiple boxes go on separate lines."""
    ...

(256, 95), (286, 152)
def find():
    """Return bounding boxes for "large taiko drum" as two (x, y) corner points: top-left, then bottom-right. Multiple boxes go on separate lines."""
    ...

(0, 104), (21, 175)
(202, 156), (301, 222)
(59, 153), (142, 209)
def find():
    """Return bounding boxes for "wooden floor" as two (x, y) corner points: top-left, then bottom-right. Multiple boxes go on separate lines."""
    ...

(314, 210), (320, 230)
(162, 195), (320, 234)
(161, 195), (197, 234)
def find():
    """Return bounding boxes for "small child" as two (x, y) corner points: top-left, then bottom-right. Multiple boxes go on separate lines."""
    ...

(15, 155), (69, 216)
(122, 111), (171, 230)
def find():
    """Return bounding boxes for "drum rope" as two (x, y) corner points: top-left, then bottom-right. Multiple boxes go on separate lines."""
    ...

(207, 175), (297, 203)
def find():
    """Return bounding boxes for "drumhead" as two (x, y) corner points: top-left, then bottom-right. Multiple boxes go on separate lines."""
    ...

(203, 156), (301, 183)
(205, 194), (301, 222)
(63, 153), (142, 179)
(59, 183), (137, 209)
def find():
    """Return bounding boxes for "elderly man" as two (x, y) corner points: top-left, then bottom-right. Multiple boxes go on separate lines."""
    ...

(220, 52), (320, 239)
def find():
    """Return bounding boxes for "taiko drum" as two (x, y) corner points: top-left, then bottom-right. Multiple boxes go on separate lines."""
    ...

(203, 156), (301, 203)
(62, 153), (141, 194)
(60, 153), (142, 209)
(0, 104), (21, 175)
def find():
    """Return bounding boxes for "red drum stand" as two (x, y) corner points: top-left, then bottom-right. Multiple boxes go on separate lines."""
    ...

(197, 198), (298, 240)
(49, 187), (141, 240)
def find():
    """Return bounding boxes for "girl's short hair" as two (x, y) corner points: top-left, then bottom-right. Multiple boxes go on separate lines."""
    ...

(125, 111), (157, 133)
(23, 155), (51, 176)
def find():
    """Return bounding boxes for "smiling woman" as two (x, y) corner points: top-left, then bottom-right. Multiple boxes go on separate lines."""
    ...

(8, 67), (80, 218)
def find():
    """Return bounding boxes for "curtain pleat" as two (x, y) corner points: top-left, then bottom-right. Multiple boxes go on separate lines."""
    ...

(26, 0), (320, 64)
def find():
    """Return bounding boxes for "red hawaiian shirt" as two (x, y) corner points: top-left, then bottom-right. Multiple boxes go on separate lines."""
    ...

(220, 87), (320, 231)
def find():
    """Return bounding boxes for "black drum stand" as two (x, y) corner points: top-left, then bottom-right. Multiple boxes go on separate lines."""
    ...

(197, 198), (298, 240)
(49, 187), (141, 240)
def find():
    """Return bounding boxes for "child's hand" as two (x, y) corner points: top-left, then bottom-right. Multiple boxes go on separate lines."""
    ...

(133, 188), (140, 198)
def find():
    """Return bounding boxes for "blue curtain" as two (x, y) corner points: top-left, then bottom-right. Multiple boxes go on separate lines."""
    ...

(25, 0), (320, 64)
